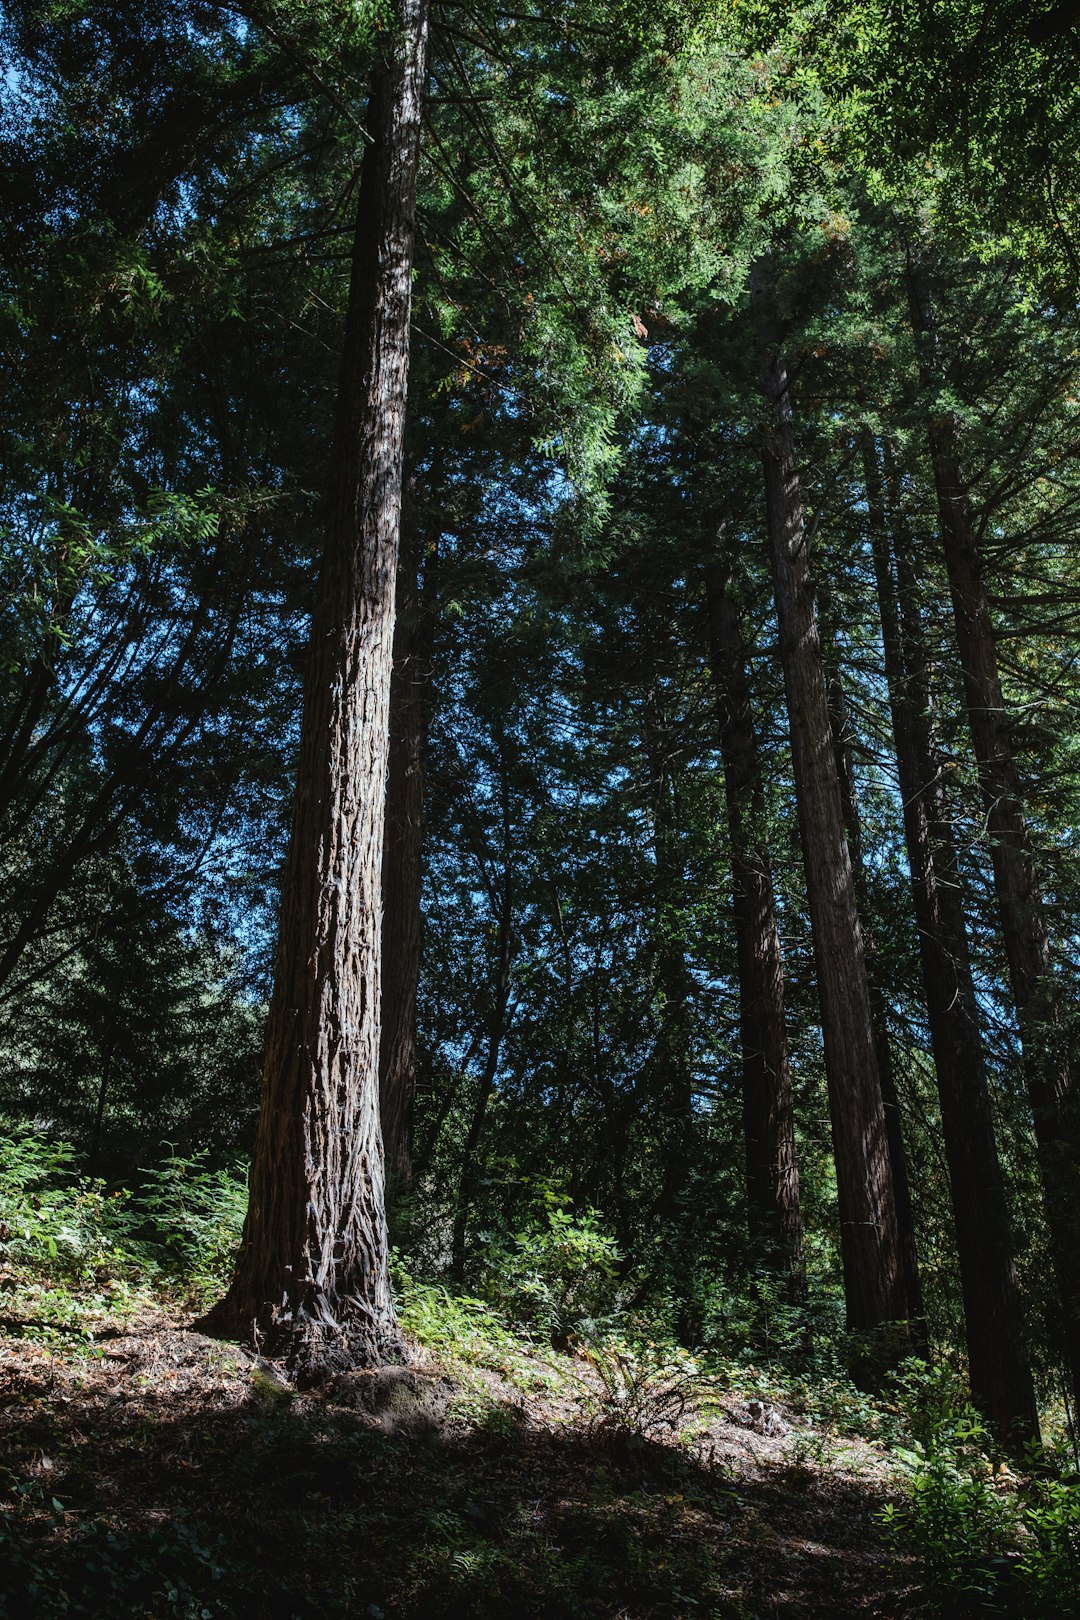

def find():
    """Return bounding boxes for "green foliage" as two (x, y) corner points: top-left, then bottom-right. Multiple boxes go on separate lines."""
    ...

(0, 1480), (229, 1620)
(474, 1185), (622, 1343)
(882, 1362), (1080, 1617)
(0, 1131), (137, 1286)
(576, 1336), (712, 1439)
(392, 1256), (562, 1403)
(0, 1127), (247, 1335)
(138, 1150), (248, 1300)
(393, 1262), (523, 1367)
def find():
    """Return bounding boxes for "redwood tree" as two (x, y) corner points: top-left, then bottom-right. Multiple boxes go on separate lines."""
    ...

(907, 253), (1080, 1403)
(706, 557), (804, 1293)
(864, 435), (1038, 1447)
(203, 0), (430, 1375)
(751, 263), (914, 1361)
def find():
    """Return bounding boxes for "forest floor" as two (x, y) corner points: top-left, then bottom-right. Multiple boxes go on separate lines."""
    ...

(0, 1299), (924, 1619)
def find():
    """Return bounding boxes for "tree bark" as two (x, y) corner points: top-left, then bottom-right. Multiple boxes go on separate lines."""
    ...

(817, 605), (927, 1348)
(907, 258), (1080, 1402)
(201, 0), (430, 1376)
(866, 437), (1039, 1448)
(751, 263), (912, 1362)
(706, 560), (804, 1294)
(378, 482), (431, 1189)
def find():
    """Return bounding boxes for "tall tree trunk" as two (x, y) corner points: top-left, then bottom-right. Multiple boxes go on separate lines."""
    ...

(642, 691), (696, 1224)
(866, 437), (1039, 1447)
(907, 259), (1080, 1401)
(451, 738), (515, 1279)
(202, 0), (430, 1376)
(817, 603), (927, 1347)
(706, 560), (804, 1295)
(751, 264), (912, 1363)
(87, 1031), (117, 1178)
(379, 480), (431, 1189)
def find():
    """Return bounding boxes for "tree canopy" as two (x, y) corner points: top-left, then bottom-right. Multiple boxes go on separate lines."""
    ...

(3, 0), (1080, 1572)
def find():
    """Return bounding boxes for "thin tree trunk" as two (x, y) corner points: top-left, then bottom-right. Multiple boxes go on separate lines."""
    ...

(642, 693), (696, 1225)
(866, 436), (1038, 1448)
(706, 560), (804, 1295)
(87, 1033), (117, 1178)
(751, 263), (912, 1363)
(379, 480), (431, 1189)
(907, 258), (1080, 1401)
(590, 946), (635, 1258)
(202, 0), (430, 1375)
(818, 606), (927, 1347)
(451, 740), (515, 1279)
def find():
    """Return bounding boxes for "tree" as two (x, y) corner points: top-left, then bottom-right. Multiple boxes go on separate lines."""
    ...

(864, 434), (1039, 1448)
(752, 260), (915, 1366)
(905, 247), (1080, 1404)
(818, 591), (927, 1349)
(706, 555), (804, 1293)
(204, 0), (430, 1375)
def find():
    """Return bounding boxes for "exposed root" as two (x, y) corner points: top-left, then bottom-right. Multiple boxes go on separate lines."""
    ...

(195, 1291), (407, 1385)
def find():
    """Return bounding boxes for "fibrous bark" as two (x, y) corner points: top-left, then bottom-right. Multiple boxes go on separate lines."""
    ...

(201, 0), (430, 1377)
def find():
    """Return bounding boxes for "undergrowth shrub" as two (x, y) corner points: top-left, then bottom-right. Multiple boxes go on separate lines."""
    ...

(0, 1133), (137, 1286)
(391, 1256), (562, 1399)
(473, 1184), (621, 1343)
(139, 1150), (248, 1298)
(393, 1262), (523, 1365)
(575, 1338), (711, 1439)
(0, 1127), (248, 1328)
(882, 1361), (1080, 1617)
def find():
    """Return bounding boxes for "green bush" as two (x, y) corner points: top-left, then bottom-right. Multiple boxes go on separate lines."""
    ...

(473, 1184), (621, 1344)
(1018, 1473), (1080, 1615)
(575, 1337), (711, 1439)
(0, 1130), (138, 1286)
(0, 1127), (247, 1321)
(139, 1150), (248, 1297)
(881, 1362), (1080, 1617)
(394, 1262), (524, 1365)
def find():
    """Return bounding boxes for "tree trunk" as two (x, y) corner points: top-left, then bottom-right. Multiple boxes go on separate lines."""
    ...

(201, 0), (430, 1377)
(706, 560), (804, 1295)
(451, 737), (515, 1279)
(907, 259), (1080, 1401)
(817, 603), (927, 1348)
(751, 263), (912, 1362)
(87, 1032), (117, 1179)
(866, 437), (1039, 1448)
(641, 690), (696, 1225)
(379, 481), (431, 1189)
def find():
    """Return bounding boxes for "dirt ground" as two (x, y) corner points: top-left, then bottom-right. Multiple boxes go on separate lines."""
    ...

(0, 1312), (921, 1618)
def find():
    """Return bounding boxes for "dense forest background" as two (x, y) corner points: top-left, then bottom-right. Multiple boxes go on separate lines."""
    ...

(4, 1), (1080, 1578)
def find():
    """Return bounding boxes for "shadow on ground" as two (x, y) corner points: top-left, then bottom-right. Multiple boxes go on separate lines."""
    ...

(0, 1324), (918, 1619)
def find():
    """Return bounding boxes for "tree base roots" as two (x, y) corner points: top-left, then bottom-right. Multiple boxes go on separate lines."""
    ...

(195, 1293), (407, 1386)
